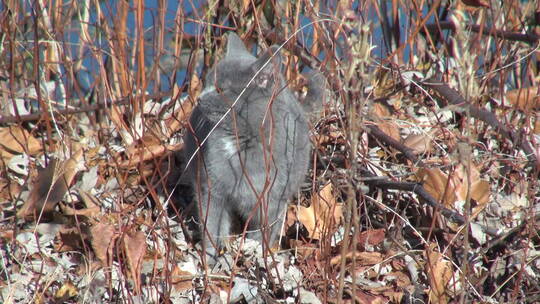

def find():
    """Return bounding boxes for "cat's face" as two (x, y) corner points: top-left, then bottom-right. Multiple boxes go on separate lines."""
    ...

(205, 33), (281, 94)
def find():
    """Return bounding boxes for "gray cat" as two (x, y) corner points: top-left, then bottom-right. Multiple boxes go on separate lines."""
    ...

(183, 33), (322, 263)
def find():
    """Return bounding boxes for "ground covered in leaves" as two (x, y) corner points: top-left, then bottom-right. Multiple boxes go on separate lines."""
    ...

(1, 1), (540, 303)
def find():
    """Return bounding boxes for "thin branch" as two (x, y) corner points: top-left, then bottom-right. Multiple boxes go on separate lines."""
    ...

(424, 21), (540, 45)
(0, 93), (167, 124)
(421, 78), (539, 171)
(359, 168), (500, 236)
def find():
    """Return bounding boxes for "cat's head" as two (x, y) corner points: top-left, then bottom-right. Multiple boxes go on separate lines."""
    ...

(205, 33), (282, 94)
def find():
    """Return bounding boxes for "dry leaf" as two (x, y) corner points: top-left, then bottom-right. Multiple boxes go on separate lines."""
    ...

(470, 179), (490, 215)
(453, 165), (491, 215)
(170, 265), (194, 292)
(371, 103), (401, 142)
(382, 290), (404, 303)
(55, 227), (85, 252)
(372, 103), (392, 118)
(353, 289), (388, 304)
(0, 178), (22, 202)
(0, 126), (42, 160)
(354, 229), (386, 251)
(403, 133), (432, 155)
(123, 230), (146, 294)
(90, 221), (116, 265)
(377, 121), (401, 142)
(119, 143), (180, 169)
(54, 280), (78, 301)
(415, 164), (490, 210)
(330, 251), (384, 266)
(425, 244), (453, 304)
(17, 149), (83, 219)
(166, 92), (195, 137)
(293, 183), (342, 240)
(415, 167), (458, 206)
(505, 87), (540, 112)
(386, 270), (412, 288)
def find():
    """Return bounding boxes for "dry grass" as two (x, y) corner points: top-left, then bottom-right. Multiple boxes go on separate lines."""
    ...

(0, 0), (539, 303)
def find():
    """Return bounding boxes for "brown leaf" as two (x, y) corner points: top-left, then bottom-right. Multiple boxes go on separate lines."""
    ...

(386, 270), (411, 288)
(123, 230), (146, 294)
(372, 103), (392, 118)
(64, 190), (101, 217)
(17, 149), (83, 219)
(293, 183), (342, 240)
(382, 290), (404, 303)
(54, 280), (78, 301)
(403, 133), (432, 155)
(416, 164), (490, 210)
(331, 251), (384, 266)
(166, 83), (197, 137)
(0, 126), (42, 159)
(0, 178), (22, 202)
(453, 164), (491, 210)
(377, 121), (401, 142)
(55, 227), (85, 252)
(415, 168), (458, 207)
(425, 243), (453, 304)
(354, 229), (386, 251)
(371, 103), (401, 142)
(119, 143), (180, 169)
(90, 221), (116, 265)
(352, 289), (387, 304)
(171, 265), (194, 292)
(505, 87), (540, 112)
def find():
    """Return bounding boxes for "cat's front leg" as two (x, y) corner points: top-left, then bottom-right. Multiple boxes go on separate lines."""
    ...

(197, 191), (232, 265)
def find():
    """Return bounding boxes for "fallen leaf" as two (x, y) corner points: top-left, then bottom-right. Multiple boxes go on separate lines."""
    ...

(382, 290), (404, 303)
(351, 289), (387, 304)
(331, 251), (384, 266)
(54, 280), (78, 301)
(293, 183), (343, 240)
(403, 133), (432, 155)
(354, 229), (386, 251)
(17, 148), (83, 219)
(415, 164), (491, 210)
(377, 121), (401, 142)
(371, 103), (401, 142)
(0, 126), (42, 160)
(415, 167), (458, 207)
(0, 178), (22, 201)
(171, 265), (194, 292)
(505, 87), (540, 112)
(119, 143), (180, 169)
(123, 230), (146, 294)
(55, 227), (85, 252)
(425, 243), (453, 304)
(60, 190), (101, 218)
(90, 221), (116, 265)
(372, 103), (392, 118)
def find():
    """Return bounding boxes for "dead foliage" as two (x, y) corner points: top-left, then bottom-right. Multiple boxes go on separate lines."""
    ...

(0, 0), (539, 303)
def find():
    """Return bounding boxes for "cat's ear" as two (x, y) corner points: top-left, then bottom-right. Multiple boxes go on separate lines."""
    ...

(251, 46), (281, 88)
(226, 33), (250, 58)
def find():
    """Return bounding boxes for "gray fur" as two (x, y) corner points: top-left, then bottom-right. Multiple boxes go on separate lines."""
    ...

(183, 33), (321, 263)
